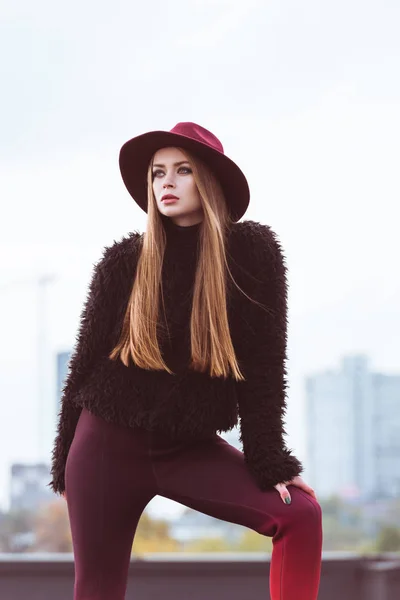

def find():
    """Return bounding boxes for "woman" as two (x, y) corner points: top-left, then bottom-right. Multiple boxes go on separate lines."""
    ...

(50, 122), (323, 599)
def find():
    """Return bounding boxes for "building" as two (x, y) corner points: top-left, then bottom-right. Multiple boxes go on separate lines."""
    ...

(10, 463), (53, 512)
(372, 373), (400, 497)
(56, 350), (71, 413)
(306, 355), (400, 501)
(169, 507), (244, 547)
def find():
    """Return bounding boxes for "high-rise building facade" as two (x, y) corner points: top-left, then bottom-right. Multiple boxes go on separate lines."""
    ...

(372, 373), (400, 497)
(10, 463), (54, 511)
(306, 355), (400, 500)
(56, 350), (71, 413)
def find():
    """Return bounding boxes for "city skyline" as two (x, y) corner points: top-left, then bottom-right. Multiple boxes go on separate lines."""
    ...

(306, 355), (400, 500)
(1, 351), (398, 515)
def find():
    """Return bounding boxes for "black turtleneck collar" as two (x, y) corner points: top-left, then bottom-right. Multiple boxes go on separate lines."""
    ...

(162, 215), (202, 252)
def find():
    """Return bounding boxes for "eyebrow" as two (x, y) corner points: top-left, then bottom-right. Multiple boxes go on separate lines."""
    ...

(152, 161), (191, 168)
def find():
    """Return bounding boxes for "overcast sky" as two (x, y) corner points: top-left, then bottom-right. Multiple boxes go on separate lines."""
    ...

(0, 0), (399, 515)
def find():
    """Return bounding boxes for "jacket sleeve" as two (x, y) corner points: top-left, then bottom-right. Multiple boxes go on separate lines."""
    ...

(236, 222), (304, 490)
(48, 233), (141, 495)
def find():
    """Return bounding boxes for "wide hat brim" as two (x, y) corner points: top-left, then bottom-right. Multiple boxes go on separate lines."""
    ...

(119, 130), (250, 222)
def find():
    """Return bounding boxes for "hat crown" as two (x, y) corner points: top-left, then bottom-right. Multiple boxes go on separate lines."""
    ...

(169, 122), (224, 155)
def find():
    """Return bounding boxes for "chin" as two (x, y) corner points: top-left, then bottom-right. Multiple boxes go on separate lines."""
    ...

(162, 206), (185, 215)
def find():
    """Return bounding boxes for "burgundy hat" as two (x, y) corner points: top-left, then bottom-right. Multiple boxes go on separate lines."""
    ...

(119, 122), (250, 222)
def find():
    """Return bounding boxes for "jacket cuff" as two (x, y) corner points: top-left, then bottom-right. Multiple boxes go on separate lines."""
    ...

(244, 448), (304, 490)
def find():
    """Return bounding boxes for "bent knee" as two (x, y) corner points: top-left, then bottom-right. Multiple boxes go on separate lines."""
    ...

(291, 489), (322, 524)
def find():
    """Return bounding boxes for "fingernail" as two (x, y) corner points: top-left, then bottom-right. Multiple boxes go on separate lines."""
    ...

(285, 497), (291, 505)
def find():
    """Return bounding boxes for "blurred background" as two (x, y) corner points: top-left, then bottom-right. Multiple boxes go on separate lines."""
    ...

(0, 0), (399, 597)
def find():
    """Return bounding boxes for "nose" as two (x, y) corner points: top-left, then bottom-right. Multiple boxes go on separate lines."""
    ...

(163, 180), (175, 189)
(162, 172), (176, 189)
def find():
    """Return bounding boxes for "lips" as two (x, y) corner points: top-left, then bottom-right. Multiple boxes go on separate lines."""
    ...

(162, 194), (179, 201)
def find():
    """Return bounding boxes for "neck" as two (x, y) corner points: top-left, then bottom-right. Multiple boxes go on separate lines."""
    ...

(162, 215), (201, 255)
(164, 214), (203, 228)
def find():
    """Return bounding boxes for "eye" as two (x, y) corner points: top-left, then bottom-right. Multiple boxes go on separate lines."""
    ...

(152, 166), (192, 179)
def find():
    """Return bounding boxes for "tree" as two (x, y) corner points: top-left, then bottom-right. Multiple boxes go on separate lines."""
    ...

(132, 512), (179, 554)
(33, 499), (72, 552)
(184, 537), (232, 552)
(376, 525), (400, 552)
(0, 508), (36, 552)
(235, 530), (273, 553)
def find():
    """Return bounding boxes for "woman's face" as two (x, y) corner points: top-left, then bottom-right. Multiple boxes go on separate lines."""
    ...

(152, 147), (204, 227)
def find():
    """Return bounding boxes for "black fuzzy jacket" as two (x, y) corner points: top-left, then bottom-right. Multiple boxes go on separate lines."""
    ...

(49, 217), (303, 494)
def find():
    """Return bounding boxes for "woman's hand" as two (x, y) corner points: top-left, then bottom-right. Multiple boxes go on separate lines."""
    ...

(274, 475), (317, 505)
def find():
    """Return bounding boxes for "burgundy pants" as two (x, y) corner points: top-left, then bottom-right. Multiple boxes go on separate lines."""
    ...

(65, 407), (322, 600)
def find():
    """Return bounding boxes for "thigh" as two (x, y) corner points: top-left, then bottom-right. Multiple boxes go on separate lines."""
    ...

(65, 408), (155, 597)
(154, 434), (318, 536)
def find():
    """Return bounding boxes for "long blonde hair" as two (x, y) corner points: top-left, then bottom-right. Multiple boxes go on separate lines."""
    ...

(110, 148), (258, 381)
